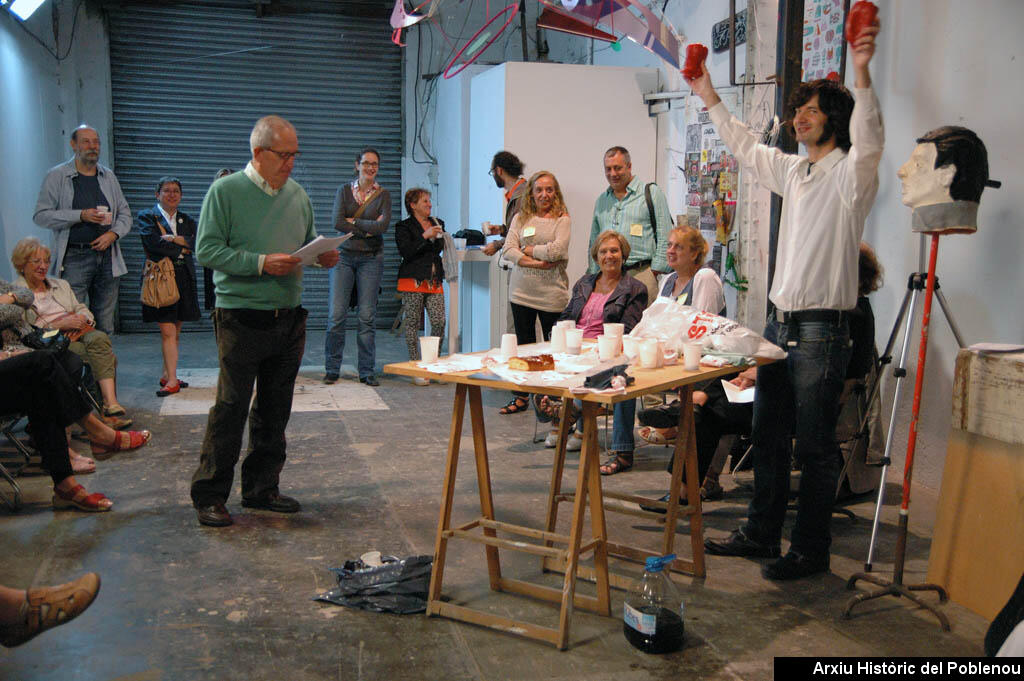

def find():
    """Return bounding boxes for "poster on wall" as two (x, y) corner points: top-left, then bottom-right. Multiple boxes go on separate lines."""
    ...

(682, 92), (739, 276)
(802, 0), (846, 81)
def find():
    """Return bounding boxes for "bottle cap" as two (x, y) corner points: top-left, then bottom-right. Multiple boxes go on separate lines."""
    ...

(644, 553), (677, 572)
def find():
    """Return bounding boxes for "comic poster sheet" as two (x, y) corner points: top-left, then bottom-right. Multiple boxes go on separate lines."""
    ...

(802, 0), (846, 81)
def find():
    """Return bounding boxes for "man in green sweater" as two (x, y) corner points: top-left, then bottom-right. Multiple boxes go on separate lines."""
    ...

(190, 115), (340, 528)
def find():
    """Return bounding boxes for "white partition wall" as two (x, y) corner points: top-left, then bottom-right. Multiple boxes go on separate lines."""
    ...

(464, 62), (661, 350)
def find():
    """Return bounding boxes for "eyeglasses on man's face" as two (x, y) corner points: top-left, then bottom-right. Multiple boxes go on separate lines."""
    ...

(264, 148), (301, 162)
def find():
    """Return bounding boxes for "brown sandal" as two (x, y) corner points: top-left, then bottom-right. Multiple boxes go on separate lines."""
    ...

(0, 573), (101, 647)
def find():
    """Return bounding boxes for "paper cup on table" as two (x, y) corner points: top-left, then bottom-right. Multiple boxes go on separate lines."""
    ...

(565, 328), (584, 355)
(603, 323), (624, 338)
(682, 342), (702, 371)
(622, 335), (640, 361)
(419, 336), (441, 363)
(500, 333), (518, 361)
(597, 334), (620, 361)
(556, 320), (576, 330)
(550, 325), (567, 353)
(639, 339), (661, 369)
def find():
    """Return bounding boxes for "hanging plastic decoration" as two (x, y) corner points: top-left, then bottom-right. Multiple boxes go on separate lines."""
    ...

(537, 0), (684, 68)
(442, 2), (522, 79)
(389, 0), (442, 46)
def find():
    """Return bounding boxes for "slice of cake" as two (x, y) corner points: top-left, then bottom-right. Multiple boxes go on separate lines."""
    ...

(508, 354), (554, 371)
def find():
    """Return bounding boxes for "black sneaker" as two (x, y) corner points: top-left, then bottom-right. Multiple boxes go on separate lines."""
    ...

(323, 373), (339, 385)
(761, 551), (829, 580)
(704, 528), (780, 558)
(360, 375), (380, 387)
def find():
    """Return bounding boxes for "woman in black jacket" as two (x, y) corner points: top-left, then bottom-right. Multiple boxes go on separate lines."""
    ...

(136, 176), (200, 397)
(394, 188), (446, 385)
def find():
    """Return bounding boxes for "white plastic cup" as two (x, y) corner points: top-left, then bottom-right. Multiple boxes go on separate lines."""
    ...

(597, 334), (620, 361)
(96, 205), (112, 225)
(622, 335), (640, 360)
(565, 329), (584, 355)
(556, 320), (576, 330)
(603, 323), (625, 338)
(453, 237), (467, 250)
(419, 336), (441, 363)
(639, 339), (660, 369)
(550, 325), (567, 353)
(500, 333), (518, 360)
(682, 342), (702, 371)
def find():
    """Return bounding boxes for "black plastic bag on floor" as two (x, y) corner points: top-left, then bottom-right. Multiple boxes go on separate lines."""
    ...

(314, 555), (433, 614)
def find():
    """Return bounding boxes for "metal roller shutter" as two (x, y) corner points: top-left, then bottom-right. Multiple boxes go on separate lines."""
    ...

(106, 1), (402, 332)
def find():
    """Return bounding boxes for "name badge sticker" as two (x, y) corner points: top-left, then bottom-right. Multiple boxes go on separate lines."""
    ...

(630, 223), (643, 237)
(523, 226), (536, 238)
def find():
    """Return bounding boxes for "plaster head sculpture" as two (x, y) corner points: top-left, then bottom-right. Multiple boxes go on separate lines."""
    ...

(898, 126), (998, 235)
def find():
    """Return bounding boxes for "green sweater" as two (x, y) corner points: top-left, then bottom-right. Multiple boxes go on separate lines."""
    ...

(196, 172), (316, 310)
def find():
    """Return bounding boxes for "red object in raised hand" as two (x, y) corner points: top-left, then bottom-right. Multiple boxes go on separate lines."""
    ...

(845, 1), (878, 44)
(682, 43), (708, 79)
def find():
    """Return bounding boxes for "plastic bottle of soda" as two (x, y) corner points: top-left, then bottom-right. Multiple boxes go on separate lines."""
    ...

(623, 554), (684, 654)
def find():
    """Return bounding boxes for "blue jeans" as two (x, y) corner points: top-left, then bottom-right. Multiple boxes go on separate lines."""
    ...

(60, 246), (117, 334)
(742, 314), (852, 558)
(575, 398), (636, 453)
(325, 250), (383, 378)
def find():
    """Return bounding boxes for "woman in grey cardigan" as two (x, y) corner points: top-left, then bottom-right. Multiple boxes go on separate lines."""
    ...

(324, 148), (392, 386)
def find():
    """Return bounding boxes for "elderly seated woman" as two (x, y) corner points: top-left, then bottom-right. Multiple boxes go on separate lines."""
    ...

(11, 237), (131, 428)
(540, 230), (647, 475)
(0, 346), (151, 511)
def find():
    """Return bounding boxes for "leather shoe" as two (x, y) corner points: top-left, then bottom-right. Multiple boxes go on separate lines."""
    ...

(196, 503), (233, 527)
(241, 492), (300, 513)
(704, 528), (780, 558)
(761, 551), (829, 580)
(359, 375), (380, 387)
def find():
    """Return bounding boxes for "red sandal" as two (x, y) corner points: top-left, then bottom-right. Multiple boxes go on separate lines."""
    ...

(90, 429), (152, 456)
(52, 484), (112, 512)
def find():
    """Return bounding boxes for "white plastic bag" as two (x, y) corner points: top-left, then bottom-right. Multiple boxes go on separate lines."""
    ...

(629, 297), (786, 360)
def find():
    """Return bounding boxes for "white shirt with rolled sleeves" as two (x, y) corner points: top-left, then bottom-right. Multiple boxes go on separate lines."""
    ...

(707, 86), (884, 312)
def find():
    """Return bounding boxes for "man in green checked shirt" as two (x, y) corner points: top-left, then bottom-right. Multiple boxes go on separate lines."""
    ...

(588, 146), (673, 306)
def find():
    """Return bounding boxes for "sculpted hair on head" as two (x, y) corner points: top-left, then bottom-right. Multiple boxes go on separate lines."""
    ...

(669, 227), (709, 268)
(604, 146), (631, 164)
(787, 79), (854, 152)
(249, 115), (295, 154)
(11, 237), (50, 274)
(404, 187), (430, 215)
(858, 242), (884, 296)
(519, 171), (568, 221)
(491, 151), (524, 177)
(916, 126), (990, 202)
(590, 230), (631, 264)
(156, 176), (182, 194)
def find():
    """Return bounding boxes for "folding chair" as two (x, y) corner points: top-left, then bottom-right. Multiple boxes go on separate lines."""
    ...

(0, 413), (32, 511)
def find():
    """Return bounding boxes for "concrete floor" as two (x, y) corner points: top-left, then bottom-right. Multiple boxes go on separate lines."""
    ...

(0, 329), (990, 680)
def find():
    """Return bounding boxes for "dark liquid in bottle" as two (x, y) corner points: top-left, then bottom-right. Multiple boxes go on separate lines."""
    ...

(623, 606), (684, 654)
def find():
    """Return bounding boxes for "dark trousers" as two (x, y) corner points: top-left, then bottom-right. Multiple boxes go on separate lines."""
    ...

(509, 303), (561, 399)
(640, 378), (753, 482)
(190, 307), (307, 507)
(742, 316), (851, 558)
(0, 350), (90, 484)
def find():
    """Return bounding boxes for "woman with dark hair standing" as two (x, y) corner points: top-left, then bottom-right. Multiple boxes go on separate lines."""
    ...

(324, 148), (391, 386)
(394, 188), (446, 385)
(136, 177), (201, 396)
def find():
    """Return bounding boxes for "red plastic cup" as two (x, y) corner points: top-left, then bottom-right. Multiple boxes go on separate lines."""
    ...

(845, 1), (878, 44)
(682, 43), (708, 80)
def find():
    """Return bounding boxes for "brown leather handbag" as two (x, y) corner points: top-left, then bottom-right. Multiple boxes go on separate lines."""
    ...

(141, 218), (180, 308)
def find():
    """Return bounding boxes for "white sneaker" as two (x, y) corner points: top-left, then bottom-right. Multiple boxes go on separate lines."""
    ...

(565, 433), (583, 451)
(544, 430), (559, 448)
(413, 377), (429, 386)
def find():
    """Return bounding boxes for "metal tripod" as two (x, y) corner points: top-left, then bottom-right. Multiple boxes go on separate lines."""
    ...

(843, 234), (964, 630)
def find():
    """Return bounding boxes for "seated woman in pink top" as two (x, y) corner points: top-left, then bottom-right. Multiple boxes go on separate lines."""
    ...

(555, 230), (647, 475)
